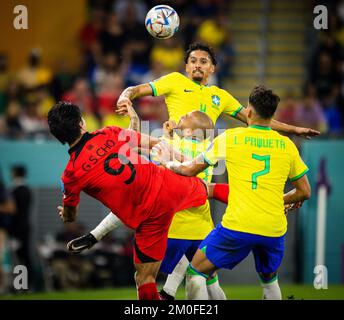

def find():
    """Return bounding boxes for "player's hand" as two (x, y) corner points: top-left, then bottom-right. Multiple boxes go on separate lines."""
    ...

(57, 205), (76, 223)
(57, 205), (68, 223)
(284, 201), (303, 215)
(163, 120), (178, 138)
(152, 140), (174, 166)
(116, 97), (132, 115)
(294, 127), (320, 139)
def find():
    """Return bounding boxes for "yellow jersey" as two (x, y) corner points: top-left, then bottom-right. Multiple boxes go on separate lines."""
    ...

(166, 135), (214, 240)
(149, 72), (242, 124)
(203, 125), (309, 237)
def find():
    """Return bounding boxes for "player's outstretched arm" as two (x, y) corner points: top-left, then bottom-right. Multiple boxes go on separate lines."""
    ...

(270, 119), (320, 139)
(234, 108), (320, 139)
(284, 174), (311, 205)
(116, 84), (153, 115)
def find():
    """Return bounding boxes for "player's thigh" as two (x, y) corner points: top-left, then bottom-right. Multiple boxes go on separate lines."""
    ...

(199, 224), (253, 271)
(185, 240), (202, 261)
(160, 239), (194, 274)
(252, 235), (285, 276)
(134, 211), (175, 264)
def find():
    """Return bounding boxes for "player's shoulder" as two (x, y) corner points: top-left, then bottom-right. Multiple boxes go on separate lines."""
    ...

(227, 126), (247, 135)
(93, 126), (121, 135)
(210, 85), (234, 98)
(270, 130), (298, 151)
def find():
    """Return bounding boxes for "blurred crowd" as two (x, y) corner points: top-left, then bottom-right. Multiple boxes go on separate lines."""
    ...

(275, 1), (344, 136)
(0, 0), (235, 139)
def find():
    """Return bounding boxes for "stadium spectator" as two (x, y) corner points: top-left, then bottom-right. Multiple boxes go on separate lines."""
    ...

(17, 49), (53, 91)
(0, 167), (16, 293)
(295, 85), (328, 133)
(9, 166), (35, 290)
(62, 78), (100, 132)
(196, 11), (228, 49)
(49, 223), (93, 290)
(150, 38), (184, 72)
(98, 13), (125, 56)
(0, 53), (11, 115)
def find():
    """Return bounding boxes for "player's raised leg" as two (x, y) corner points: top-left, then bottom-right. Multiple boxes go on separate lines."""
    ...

(67, 212), (121, 253)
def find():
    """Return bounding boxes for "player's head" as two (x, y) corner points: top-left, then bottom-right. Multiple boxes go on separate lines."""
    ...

(178, 111), (214, 141)
(247, 85), (280, 124)
(47, 101), (86, 145)
(184, 43), (216, 84)
(11, 165), (27, 179)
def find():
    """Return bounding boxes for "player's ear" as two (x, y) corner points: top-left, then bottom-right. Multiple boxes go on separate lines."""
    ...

(246, 105), (253, 119)
(80, 117), (87, 130)
(210, 64), (215, 73)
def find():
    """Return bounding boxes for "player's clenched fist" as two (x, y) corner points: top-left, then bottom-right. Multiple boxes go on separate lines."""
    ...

(116, 97), (132, 115)
(163, 120), (178, 138)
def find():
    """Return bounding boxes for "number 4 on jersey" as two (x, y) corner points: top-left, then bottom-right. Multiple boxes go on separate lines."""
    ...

(251, 154), (270, 189)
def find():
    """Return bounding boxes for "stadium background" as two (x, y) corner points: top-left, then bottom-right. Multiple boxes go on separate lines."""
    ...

(0, 0), (343, 299)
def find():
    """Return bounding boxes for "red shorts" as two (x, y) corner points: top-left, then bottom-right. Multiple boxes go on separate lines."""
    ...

(133, 170), (207, 264)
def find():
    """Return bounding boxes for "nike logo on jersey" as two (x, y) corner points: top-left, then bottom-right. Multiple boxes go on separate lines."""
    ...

(184, 89), (194, 92)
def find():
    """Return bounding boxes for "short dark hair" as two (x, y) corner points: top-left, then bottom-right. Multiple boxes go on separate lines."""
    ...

(12, 165), (27, 178)
(47, 101), (83, 144)
(184, 43), (217, 66)
(249, 85), (280, 119)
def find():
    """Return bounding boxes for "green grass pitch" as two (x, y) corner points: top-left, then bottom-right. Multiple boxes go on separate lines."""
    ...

(2, 284), (344, 300)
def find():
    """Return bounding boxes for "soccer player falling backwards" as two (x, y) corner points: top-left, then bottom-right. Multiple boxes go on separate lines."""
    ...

(153, 85), (311, 300)
(116, 42), (320, 140)
(47, 101), (219, 300)
(67, 106), (229, 300)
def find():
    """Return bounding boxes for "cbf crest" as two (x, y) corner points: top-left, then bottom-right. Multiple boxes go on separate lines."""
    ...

(211, 95), (220, 109)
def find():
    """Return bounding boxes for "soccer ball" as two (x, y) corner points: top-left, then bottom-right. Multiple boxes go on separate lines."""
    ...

(145, 5), (179, 39)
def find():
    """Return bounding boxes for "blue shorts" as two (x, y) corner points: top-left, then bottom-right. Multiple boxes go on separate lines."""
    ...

(200, 224), (285, 274)
(160, 239), (202, 274)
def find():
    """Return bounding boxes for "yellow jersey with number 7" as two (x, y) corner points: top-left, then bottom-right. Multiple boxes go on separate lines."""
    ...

(203, 125), (309, 237)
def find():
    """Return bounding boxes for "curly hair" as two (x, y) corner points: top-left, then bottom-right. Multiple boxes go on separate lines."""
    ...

(184, 43), (217, 66)
(47, 101), (83, 145)
(249, 85), (280, 119)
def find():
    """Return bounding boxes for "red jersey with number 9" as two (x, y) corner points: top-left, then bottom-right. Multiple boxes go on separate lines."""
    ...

(61, 126), (167, 229)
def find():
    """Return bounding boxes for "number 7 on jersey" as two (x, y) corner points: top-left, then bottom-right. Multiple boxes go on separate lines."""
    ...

(251, 154), (270, 189)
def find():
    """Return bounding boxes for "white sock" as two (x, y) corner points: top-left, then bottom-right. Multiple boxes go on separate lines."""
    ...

(163, 255), (189, 297)
(261, 278), (282, 300)
(90, 212), (122, 241)
(185, 265), (208, 300)
(207, 275), (227, 300)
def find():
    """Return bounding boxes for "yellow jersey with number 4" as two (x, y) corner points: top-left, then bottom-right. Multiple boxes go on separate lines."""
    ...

(149, 72), (242, 124)
(166, 135), (214, 240)
(203, 125), (309, 237)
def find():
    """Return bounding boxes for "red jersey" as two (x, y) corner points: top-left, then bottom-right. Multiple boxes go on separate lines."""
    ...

(61, 126), (167, 229)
